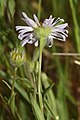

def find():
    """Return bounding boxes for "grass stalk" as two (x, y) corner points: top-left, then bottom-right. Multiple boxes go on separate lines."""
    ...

(69, 0), (80, 53)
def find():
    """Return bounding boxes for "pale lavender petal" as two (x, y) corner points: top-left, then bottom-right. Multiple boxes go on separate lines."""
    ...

(28, 38), (36, 44)
(21, 38), (29, 46)
(33, 14), (40, 26)
(18, 33), (32, 40)
(42, 16), (55, 27)
(21, 34), (33, 46)
(51, 35), (58, 40)
(49, 15), (52, 19)
(28, 40), (33, 44)
(47, 36), (53, 47)
(49, 18), (55, 27)
(52, 28), (68, 37)
(18, 30), (27, 36)
(34, 40), (38, 46)
(20, 34), (32, 46)
(52, 18), (64, 26)
(16, 26), (33, 31)
(48, 15), (55, 26)
(16, 26), (33, 38)
(65, 30), (68, 34)
(22, 12), (37, 28)
(51, 35), (66, 41)
(51, 32), (66, 41)
(16, 25), (33, 40)
(54, 23), (68, 29)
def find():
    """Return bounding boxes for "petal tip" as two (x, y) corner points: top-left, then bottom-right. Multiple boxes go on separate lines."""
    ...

(22, 12), (27, 18)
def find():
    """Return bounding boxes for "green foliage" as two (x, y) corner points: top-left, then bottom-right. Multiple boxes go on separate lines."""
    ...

(30, 94), (45, 120)
(8, 92), (16, 116)
(0, 0), (5, 17)
(8, 0), (15, 18)
(42, 73), (59, 120)
(69, 0), (80, 53)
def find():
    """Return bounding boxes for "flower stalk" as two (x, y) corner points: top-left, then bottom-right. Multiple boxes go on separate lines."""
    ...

(38, 37), (44, 111)
(11, 67), (17, 96)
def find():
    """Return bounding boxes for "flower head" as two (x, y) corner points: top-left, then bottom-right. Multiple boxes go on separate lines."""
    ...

(16, 12), (68, 47)
(9, 48), (24, 67)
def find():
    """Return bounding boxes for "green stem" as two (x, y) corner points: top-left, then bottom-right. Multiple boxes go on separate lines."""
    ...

(69, 0), (80, 53)
(38, 0), (42, 20)
(11, 67), (17, 96)
(38, 37), (43, 111)
(32, 73), (36, 100)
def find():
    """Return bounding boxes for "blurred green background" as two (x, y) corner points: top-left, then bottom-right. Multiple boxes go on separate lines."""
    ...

(0, 0), (80, 120)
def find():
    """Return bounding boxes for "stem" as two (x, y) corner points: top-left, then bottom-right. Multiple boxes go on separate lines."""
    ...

(69, 0), (80, 53)
(38, 37), (43, 111)
(11, 67), (17, 96)
(32, 73), (36, 100)
(38, 0), (42, 20)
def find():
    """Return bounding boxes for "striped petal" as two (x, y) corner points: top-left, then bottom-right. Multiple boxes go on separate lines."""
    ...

(22, 12), (37, 28)
(33, 14), (40, 26)
(52, 18), (64, 26)
(16, 26), (33, 31)
(47, 36), (53, 47)
(51, 32), (66, 41)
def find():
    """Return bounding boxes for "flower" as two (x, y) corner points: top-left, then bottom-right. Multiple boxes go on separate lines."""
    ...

(16, 12), (68, 47)
(9, 48), (24, 67)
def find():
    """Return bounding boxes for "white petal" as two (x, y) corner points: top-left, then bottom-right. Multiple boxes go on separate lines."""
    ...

(21, 38), (29, 46)
(18, 33), (31, 40)
(34, 40), (38, 46)
(28, 38), (36, 44)
(18, 29), (28, 34)
(21, 34), (33, 46)
(18, 31), (27, 38)
(49, 15), (52, 19)
(52, 18), (64, 26)
(42, 16), (55, 27)
(28, 40), (33, 44)
(16, 26), (33, 31)
(49, 18), (55, 26)
(22, 12), (37, 28)
(16, 26), (33, 39)
(51, 32), (66, 41)
(33, 14), (40, 26)
(52, 28), (68, 37)
(22, 12), (27, 18)
(18, 34), (23, 40)
(47, 36), (53, 47)
(55, 23), (68, 29)
(51, 35), (66, 41)
(65, 30), (68, 34)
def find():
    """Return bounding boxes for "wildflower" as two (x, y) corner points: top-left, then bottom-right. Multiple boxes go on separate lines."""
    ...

(9, 48), (24, 67)
(16, 12), (68, 47)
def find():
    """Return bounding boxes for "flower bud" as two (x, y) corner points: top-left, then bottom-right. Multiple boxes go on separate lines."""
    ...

(9, 48), (24, 67)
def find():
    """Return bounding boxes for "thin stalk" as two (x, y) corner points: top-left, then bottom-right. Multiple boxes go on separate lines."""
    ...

(11, 67), (17, 96)
(38, 0), (42, 20)
(16, 111), (23, 120)
(69, 0), (80, 53)
(38, 37), (43, 111)
(32, 73), (36, 100)
(52, 53), (80, 56)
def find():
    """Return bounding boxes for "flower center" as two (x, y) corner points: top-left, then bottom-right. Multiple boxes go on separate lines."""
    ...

(34, 27), (52, 39)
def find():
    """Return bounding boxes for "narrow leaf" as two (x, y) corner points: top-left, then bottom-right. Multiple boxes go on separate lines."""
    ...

(30, 94), (45, 120)
(8, 0), (15, 17)
(43, 83), (54, 100)
(0, 0), (5, 17)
